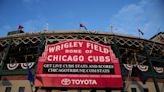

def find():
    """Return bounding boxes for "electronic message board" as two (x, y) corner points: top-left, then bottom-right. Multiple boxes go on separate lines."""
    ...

(35, 40), (123, 88)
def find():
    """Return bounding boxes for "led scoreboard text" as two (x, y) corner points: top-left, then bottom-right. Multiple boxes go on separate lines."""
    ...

(43, 63), (114, 74)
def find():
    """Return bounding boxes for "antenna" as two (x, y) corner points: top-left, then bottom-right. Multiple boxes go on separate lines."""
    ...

(109, 24), (115, 35)
(109, 24), (113, 33)
(44, 21), (49, 31)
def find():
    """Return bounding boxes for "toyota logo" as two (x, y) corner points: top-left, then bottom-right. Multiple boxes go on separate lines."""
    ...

(61, 78), (71, 85)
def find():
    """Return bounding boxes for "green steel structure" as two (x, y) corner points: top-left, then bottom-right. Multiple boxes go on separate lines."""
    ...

(0, 31), (163, 92)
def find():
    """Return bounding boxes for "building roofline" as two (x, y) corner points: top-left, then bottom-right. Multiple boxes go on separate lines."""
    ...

(0, 30), (141, 39)
(149, 32), (164, 40)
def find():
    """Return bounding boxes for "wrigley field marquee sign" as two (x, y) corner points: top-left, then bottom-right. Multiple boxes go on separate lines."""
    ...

(35, 40), (123, 88)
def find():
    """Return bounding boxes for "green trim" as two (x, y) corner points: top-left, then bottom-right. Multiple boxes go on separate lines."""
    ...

(149, 57), (164, 63)
(122, 68), (164, 79)
(0, 69), (35, 76)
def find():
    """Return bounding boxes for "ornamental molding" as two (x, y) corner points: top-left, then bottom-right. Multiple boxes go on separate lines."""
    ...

(6, 62), (34, 70)
(123, 64), (164, 74)
(153, 66), (164, 73)
(7, 63), (19, 70)
(0, 32), (163, 51)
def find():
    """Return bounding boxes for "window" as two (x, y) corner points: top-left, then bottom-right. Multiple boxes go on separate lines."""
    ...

(144, 88), (149, 92)
(61, 88), (67, 92)
(90, 89), (96, 92)
(105, 89), (111, 92)
(18, 87), (25, 92)
(46, 89), (52, 92)
(5, 87), (11, 92)
(131, 88), (137, 92)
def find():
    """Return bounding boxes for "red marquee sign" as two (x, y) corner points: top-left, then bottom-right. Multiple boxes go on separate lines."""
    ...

(35, 40), (123, 88)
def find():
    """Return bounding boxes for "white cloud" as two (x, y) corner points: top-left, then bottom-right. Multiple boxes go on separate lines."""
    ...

(110, 3), (146, 36)
(110, 0), (164, 39)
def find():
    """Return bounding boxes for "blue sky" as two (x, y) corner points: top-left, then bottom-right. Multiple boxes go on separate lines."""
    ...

(0, 0), (163, 39)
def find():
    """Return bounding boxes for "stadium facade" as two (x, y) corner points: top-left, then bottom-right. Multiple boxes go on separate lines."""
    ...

(0, 31), (163, 92)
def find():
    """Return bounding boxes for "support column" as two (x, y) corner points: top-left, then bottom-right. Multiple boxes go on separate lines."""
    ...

(34, 35), (45, 71)
(112, 37), (125, 92)
(144, 45), (160, 92)
(0, 39), (12, 73)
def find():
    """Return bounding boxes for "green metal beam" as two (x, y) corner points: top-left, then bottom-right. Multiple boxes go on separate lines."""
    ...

(144, 45), (160, 92)
(33, 35), (45, 75)
(111, 37), (126, 91)
(0, 39), (12, 74)
(149, 57), (164, 63)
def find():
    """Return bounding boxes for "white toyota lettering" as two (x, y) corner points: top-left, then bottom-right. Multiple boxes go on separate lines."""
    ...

(61, 78), (97, 86)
